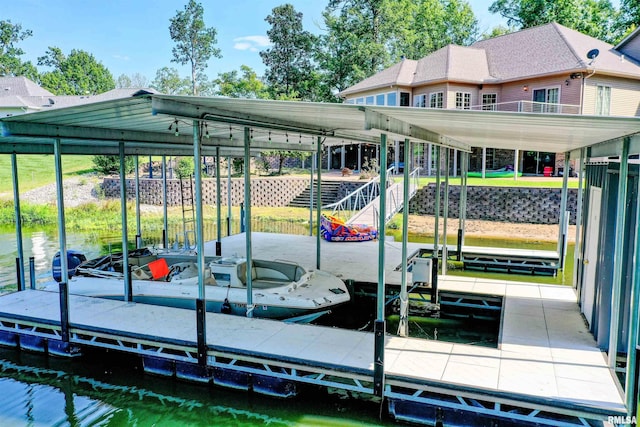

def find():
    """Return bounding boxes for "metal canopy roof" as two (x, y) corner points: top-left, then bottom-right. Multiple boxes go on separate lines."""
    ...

(0, 93), (639, 156)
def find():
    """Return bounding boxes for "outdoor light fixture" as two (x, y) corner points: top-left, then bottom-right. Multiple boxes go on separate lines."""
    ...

(204, 123), (210, 138)
(523, 85), (529, 91)
(565, 79), (570, 86)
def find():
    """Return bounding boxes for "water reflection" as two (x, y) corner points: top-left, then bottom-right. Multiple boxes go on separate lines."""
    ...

(0, 349), (388, 426)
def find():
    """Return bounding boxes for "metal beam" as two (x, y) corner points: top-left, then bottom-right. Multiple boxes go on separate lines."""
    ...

(244, 127), (254, 318)
(152, 97), (332, 137)
(398, 138), (410, 337)
(364, 109), (471, 152)
(119, 141), (130, 302)
(609, 138), (630, 368)
(316, 137), (322, 270)
(54, 139), (68, 285)
(215, 147), (222, 256)
(11, 153), (25, 290)
(374, 133), (388, 397)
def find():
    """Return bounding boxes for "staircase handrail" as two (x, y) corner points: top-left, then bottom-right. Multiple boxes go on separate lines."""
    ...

(322, 166), (394, 219)
(371, 167), (421, 225)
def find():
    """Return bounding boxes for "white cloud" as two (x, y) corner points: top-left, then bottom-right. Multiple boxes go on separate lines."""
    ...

(113, 54), (130, 61)
(233, 35), (271, 52)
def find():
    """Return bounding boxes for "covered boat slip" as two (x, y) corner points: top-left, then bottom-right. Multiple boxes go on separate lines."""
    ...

(2, 95), (640, 423)
(0, 285), (624, 424)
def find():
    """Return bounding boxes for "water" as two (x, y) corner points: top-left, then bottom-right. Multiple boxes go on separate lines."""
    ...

(0, 348), (390, 426)
(0, 226), (544, 425)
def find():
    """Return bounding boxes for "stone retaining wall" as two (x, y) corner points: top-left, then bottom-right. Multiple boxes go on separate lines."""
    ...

(409, 184), (577, 224)
(102, 177), (308, 207)
(102, 178), (577, 224)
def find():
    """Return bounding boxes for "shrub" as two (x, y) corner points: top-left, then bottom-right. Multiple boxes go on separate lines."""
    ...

(92, 155), (135, 175)
(175, 157), (195, 179)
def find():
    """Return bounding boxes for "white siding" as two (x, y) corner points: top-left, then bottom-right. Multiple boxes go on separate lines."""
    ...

(583, 75), (640, 117)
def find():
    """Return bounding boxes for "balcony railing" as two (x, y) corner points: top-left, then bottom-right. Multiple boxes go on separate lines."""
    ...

(470, 100), (581, 114)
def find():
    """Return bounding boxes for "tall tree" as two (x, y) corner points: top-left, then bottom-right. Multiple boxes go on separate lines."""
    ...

(617, 0), (640, 40)
(37, 47), (114, 95)
(318, 0), (478, 95)
(215, 65), (268, 99)
(169, 0), (221, 95)
(115, 72), (149, 88)
(489, 0), (619, 42)
(260, 4), (317, 100)
(0, 20), (38, 80)
(150, 66), (191, 94)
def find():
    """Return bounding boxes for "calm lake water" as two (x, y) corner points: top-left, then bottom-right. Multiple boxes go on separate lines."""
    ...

(0, 225), (567, 425)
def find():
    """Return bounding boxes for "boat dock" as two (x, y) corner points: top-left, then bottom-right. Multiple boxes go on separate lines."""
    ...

(0, 233), (624, 426)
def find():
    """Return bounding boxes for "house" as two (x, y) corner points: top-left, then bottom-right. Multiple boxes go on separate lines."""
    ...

(0, 76), (159, 117)
(339, 22), (640, 176)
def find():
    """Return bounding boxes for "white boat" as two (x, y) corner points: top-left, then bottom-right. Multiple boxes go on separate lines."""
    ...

(44, 249), (350, 323)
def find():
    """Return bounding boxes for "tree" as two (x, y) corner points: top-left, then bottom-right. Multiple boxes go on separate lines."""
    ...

(260, 4), (317, 100)
(115, 72), (149, 88)
(169, 0), (221, 95)
(261, 150), (307, 175)
(215, 65), (268, 99)
(318, 0), (478, 96)
(489, 0), (619, 42)
(0, 20), (38, 80)
(151, 67), (191, 94)
(92, 155), (135, 175)
(38, 47), (115, 95)
(617, 0), (640, 40)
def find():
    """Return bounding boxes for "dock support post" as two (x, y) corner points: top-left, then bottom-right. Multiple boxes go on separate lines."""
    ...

(558, 152), (570, 269)
(126, 264), (133, 303)
(196, 298), (207, 365)
(54, 137), (69, 296)
(29, 256), (35, 290)
(59, 282), (69, 342)
(442, 148), (450, 276)
(609, 138), (630, 369)
(227, 155), (232, 236)
(162, 155), (169, 249)
(481, 147), (486, 179)
(573, 148), (585, 288)
(11, 153), (25, 290)
(434, 146), (441, 258)
(309, 151), (314, 237)
(216, 147), (222, 256)
(458, 152), (468, 261)
(398, 138), (410, 337)
(431, 256), (439, 303)
(193, 121), (208, 363)
(316, 136), (322, 270)
(374, 133), (388, 397)
(119, 141), (131, 301)
(244, 127), (254, 318)
(134, 155), (141, 248)
(15, 258), (22, 290)
(513, 149), (519, 181)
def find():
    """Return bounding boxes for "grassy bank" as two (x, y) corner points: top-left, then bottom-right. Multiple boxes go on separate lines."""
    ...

(0, 155), (92, 196)
(0, 200), (313, 231)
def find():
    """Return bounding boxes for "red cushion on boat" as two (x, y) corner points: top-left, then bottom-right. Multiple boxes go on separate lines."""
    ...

(148, 258), (169, 279)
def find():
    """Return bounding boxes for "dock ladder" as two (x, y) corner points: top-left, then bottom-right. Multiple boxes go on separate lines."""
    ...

(179, 176), (196, 250)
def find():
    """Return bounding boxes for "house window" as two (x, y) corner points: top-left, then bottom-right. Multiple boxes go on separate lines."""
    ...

(482, 93), (497, 110)
(532, 87), (559, 113)
(387, 92), (397, 106)
(596, 85), (611, 115)
(376, 94), (385, 105)
(365, 96), (374, 105)
(355, 97), (364, 105)
(400, 92), (410, 106)
(455, 92), (471, 110)
(345, 99), (355, 104)
(413, 94), (426, 108)
(429, 92), (444, 108)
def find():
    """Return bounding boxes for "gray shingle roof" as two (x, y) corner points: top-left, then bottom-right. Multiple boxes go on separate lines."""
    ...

(0, 76), (54, 97)
(340, 22), (640, 96)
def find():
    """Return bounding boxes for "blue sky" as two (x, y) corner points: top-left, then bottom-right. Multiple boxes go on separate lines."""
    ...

(3, 0), (613, 84)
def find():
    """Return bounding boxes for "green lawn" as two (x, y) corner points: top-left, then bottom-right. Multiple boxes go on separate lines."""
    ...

(410, 176), (580, 189)
(0, 155), (94, 195)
